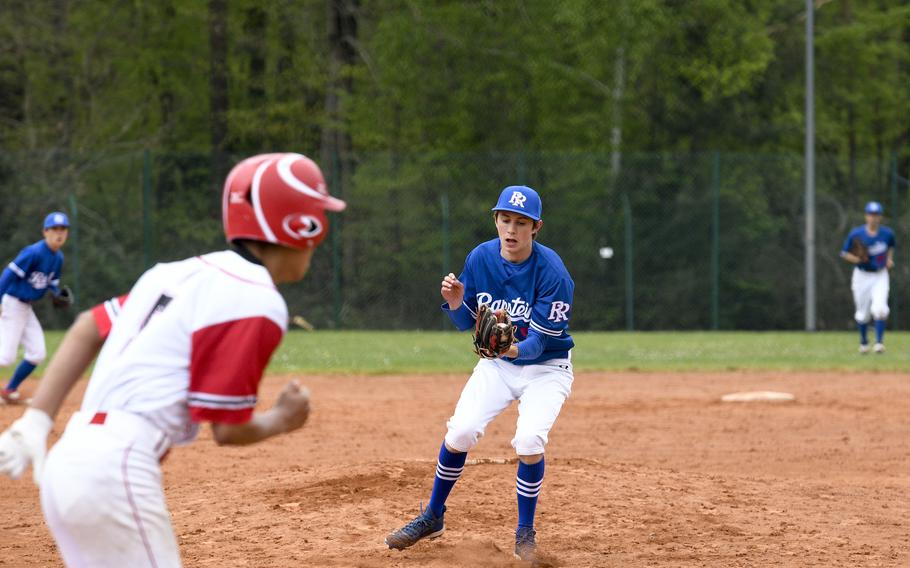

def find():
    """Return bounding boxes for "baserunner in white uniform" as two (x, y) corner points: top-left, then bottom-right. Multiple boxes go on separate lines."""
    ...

(0, 153), (345, 567)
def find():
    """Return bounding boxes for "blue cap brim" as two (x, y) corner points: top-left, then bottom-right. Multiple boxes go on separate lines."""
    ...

(491, 206), (540, 221)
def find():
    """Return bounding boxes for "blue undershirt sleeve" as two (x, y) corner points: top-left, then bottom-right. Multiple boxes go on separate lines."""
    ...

(0, 267), (14, 298)
(513, 330), (545, 361)
(442, 302), (476, 331)
(840, 231), (854, 256)
(0, 248), (31, 297)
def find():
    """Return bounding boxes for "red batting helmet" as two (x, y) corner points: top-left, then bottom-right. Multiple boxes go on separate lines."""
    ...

(222, 153), (346, 249)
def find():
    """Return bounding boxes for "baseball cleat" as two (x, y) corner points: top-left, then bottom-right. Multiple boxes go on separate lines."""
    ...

(385, 504), (445, 550)
(858, 344), (870, 355)
(514, 526), (538, 563)
(0, 389), (21, 405)
(873, 343), (885, 354)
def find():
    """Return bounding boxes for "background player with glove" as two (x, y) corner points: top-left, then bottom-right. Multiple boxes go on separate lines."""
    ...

(385, 185), (575, 563)
(0, 153), (345, 567)
(0, 212), (72, 404)
(840, 201), (895, 354)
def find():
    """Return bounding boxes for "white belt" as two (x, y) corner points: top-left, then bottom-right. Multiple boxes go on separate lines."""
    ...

(66, 410), (172, 462)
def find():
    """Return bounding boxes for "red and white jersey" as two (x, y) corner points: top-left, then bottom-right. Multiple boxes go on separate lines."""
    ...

(81, 250), (287, 445)
(91, 295), (128, 339)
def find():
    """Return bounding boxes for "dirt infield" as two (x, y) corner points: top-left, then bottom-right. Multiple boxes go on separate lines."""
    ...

(1, 370), (908, 567)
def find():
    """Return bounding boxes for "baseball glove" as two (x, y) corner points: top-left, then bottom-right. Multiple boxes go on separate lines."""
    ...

(51, 286), (74, 309)
(849, 237), (870, 263)
(472, 304), (515, 359)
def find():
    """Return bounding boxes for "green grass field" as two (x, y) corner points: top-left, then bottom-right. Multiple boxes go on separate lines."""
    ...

(24, 330), (909, 377)
(269, 331), (910, 374)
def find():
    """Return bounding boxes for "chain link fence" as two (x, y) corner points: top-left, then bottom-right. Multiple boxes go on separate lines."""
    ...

(0, 150), (906, 331)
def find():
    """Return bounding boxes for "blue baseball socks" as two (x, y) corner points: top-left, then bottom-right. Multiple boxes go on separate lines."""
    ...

(516, 458), (545, 528)
(427, 443), (466, 517)
(5, 360), (37, 393)
(874, 319), (886, 345)
(858, 321), (869, 346)
(425, 445), (547, 530)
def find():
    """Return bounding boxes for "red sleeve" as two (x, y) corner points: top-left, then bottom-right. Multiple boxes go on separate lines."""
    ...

(91, 295), (129, 340)
(187, 316), (284, 424)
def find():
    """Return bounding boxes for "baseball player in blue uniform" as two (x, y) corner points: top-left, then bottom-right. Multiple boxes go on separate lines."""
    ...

(0, 212), (70, 403)
(385, 185), (574, 563)
(840, 201), (895, 354)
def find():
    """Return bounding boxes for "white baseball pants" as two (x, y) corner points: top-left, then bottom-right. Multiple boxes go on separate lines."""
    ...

(445, 357), (573, 456)
(851, 267), (890, 322)
(0, 294), (46, 366)
(40, 411), (179, 568)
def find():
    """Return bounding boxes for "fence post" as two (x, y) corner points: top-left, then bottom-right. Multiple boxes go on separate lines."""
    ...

(441, 193), (451, 330)
(516, 151), (527, 184)
(142, 149), (152, 268)
(623, 192), (634, 331)
(67, 194), (79, 312)
(711, 151), (720, 330)
(890, 154), (899, 329)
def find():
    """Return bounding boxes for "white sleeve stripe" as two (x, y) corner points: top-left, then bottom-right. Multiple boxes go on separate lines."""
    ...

(188, 399), (257, 410)
(7, 263), (24, 278)
(50, 279), (60, 286)
(188, 392), (257, 403)
(529, 319), (563, 337)
(103, 301), (118, 324)
(188, 393), (258, 409)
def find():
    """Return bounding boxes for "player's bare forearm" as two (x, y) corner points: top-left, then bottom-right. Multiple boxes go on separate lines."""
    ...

(30, 310), (104, 419)
(211, 410), (294, 446)
(211, 381), (310, 446)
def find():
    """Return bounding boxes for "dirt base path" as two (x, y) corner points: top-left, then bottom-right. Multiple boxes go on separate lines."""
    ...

(1, 371), (908, 567)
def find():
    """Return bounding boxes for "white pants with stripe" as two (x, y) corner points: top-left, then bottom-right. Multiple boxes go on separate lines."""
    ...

(0, 294), (46, 366)
(40, 411), (180, 568)
(851, 267), (890, 322)
(445, 357), (573, 456)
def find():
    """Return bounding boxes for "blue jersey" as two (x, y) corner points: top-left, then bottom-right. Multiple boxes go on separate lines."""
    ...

(841, 225), (895, 272)
(0, 240), (64, 302)
(443, 239), (574, 366)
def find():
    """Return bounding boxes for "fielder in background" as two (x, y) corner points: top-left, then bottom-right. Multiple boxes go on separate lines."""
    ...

(385, 185), (575, 564)
(840, 200), (895, 354)
(0, 153), (345, 568)
(0, 212), (71, 404)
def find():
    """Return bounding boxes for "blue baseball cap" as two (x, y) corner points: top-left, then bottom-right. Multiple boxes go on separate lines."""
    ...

(491, 185), (542, 221)
(43, 211), (70, 229)
(865, 201), (883, 215)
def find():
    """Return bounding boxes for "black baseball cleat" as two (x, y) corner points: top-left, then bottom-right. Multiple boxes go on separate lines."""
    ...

(514, 526), (537, 563)
(385, 504), (445, 550)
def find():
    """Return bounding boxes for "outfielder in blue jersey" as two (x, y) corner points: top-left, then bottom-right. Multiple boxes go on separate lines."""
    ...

(0, 212), (70, 403)
(840, 201), (895, 354)
(386, 186), (574, 563)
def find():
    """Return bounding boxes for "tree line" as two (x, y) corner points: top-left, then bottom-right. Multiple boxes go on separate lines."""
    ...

(0, 1), (907, 330)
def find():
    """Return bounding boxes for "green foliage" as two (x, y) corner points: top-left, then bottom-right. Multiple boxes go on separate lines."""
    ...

(0, 1), (908, 331)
